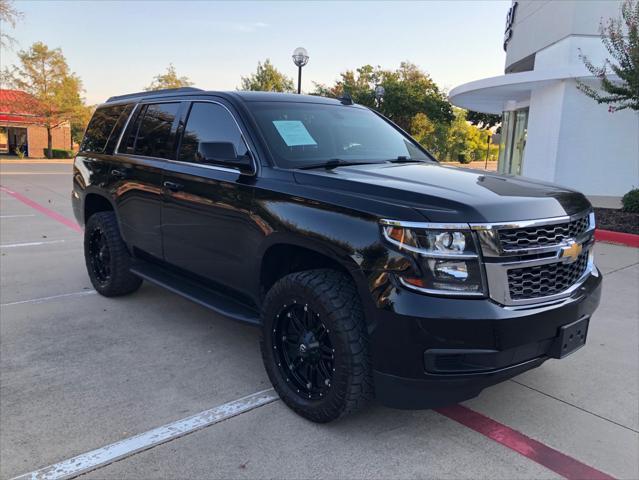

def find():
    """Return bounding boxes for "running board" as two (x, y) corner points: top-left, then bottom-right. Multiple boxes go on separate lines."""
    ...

(130, 261), (261, 327)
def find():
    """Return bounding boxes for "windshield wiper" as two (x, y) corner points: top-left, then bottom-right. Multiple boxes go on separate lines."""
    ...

(298, 159), (378, 170)
(387, 156), (425, 164)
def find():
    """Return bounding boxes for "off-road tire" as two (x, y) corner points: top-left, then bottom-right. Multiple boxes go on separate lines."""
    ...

(84, 211), (142, 297)
(260, 269), (374, 423)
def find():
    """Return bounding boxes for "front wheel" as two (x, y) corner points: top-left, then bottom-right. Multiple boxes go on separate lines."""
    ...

(84, 211), (142, 297)
(260, 269), (373, 423)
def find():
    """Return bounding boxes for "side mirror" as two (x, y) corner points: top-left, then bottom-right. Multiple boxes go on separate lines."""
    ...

(198, 142), (254, 174)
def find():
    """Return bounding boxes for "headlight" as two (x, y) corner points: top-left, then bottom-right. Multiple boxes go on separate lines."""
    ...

(381, 220), (486, 297)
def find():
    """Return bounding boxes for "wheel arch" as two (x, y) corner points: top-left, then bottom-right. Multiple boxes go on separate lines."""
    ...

(258, 235), (364, 299)
(84, 192), (116, 224)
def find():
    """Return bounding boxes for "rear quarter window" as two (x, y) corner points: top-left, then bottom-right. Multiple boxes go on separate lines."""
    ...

(81, 104), (133, 154)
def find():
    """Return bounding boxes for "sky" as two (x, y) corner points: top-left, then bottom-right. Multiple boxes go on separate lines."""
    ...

(2, 0), (509, 105)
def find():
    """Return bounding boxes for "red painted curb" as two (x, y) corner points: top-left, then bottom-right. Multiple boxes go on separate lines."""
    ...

(436, 405), (616, 480)
(595, 229), (639, 248)
(0, 185), (82, 233)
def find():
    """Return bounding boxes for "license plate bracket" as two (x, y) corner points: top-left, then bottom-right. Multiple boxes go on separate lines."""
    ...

(550, 317), (589, 359)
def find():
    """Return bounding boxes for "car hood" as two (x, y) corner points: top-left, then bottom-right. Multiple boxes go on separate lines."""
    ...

(293, 162), (591, 223)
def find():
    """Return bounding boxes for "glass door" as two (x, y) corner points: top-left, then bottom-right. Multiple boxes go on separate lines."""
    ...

(498, 108), (528, 175)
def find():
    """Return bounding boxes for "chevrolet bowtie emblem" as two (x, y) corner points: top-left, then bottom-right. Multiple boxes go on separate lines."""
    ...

(560, 241), (583, 263)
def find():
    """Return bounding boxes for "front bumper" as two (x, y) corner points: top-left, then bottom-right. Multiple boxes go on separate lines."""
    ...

(366, 269), (602, 409)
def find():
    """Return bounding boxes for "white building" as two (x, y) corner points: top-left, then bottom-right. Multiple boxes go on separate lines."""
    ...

(449, 0), (639, 207)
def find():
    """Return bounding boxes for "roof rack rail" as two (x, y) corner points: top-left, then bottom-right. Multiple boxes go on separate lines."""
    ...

(105, 87), (203, 103)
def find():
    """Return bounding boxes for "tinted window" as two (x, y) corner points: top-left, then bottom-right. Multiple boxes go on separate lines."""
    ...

(178, 102), (249, 165)
(81, 104), (131, 153)
(248, 102), (430, 169)
(121, 105), (146, 154)
(130, 103), (180, 159)
(104, 104), (134, 153)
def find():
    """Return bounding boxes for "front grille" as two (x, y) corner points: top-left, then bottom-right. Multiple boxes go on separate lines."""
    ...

(498, 215), (590, 251)
(507, 252), (589, 300)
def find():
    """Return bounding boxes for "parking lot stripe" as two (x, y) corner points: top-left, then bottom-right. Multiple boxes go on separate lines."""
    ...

(1, 290), (97, 307)
(0, 240), (67, 249)
(0, 214), (36, 218)
(0, 172), (70, 175)
(435, 404), (616, 480)
(0, 186), (82, 233)
(11, 389), (279, 480)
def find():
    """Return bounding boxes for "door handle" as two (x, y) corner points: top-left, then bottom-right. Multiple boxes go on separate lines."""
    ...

(111, 169), (127, 178)
(163, 181), (184, 192)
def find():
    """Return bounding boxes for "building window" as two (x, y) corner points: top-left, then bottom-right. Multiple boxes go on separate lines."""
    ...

(498, 108), (528, 175)
(0, 127), (7, 154)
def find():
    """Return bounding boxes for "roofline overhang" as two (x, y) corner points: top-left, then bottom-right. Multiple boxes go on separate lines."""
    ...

(449, 67), (602, 114)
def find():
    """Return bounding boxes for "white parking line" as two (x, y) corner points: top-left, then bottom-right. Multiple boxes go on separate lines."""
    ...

(11, 389), (279, 480)
(0, 240), (67, 249)
(0, 214), (36, 218)
(1, 290), (97, 307)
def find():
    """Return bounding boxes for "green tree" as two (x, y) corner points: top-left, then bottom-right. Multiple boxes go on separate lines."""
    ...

(240, 59), (294, 92)
(2, 41), (88, 155)
(145, 63), (193, 91)
(440, 109), (497, 163)
(314, 62), (453, 132)
(410, 113), (435, 145)
(466, 111), (501, 165)
(312, 62), (503, 164)
(0, 0), (22, 49)
(578, 0), (639, 111)
(466, 111), (501, 130)
(410, 112), (447, 157)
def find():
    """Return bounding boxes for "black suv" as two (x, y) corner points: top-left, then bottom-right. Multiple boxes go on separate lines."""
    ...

(73, 87), (602, 422)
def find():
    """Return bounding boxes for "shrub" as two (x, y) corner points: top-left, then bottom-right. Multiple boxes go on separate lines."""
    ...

(622, 188), (639, 213)
(44, 148), (74, 159)
(457, 153), (472, 164)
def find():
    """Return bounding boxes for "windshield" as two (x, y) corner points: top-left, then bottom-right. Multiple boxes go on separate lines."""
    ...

(248, 102), (432, 169)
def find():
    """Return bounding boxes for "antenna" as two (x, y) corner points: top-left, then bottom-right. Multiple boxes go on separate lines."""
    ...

(338, 91), (353, 105)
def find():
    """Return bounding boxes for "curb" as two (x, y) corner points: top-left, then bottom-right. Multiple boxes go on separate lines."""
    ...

(595, 229), (639, 248)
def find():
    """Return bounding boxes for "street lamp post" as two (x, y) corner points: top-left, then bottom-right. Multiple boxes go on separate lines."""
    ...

(485, 133), (492, 169)
(375, 85), (385, 110)
(292, 47), (309, 94)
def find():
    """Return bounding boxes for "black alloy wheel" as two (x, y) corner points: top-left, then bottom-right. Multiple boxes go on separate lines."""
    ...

(87, 226), (111, 285)
(272, 301), (334, 400)
(84, 211), (142, 297)
(260, 269), (373, 423)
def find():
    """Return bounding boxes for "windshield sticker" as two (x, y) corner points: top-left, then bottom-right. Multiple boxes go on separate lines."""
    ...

(272, 120), (317, 147)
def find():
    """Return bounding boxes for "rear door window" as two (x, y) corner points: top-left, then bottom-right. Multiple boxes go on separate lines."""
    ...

(133, 103), (180, 159)
(120, 103), (180, 159)
(81, 104), (132, 153)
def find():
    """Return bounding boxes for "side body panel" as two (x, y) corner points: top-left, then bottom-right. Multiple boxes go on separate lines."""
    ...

(109, 155), (165, 259)
(247, 167), (419, 308)
(161, 162), (260, 298)
(72, 153), (116, 225)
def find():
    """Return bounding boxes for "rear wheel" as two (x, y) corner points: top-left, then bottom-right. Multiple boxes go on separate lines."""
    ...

(260, 269), (373, 422)
(84, 211), (142, 297)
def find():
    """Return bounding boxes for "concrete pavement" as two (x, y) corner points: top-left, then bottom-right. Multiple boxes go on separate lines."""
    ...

(1, 162), (637, 479)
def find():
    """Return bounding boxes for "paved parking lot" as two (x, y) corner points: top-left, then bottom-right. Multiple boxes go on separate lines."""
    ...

(1, 161), (638, 480)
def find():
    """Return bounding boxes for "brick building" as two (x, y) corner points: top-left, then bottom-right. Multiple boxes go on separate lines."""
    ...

(0, 89), (72, 158)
